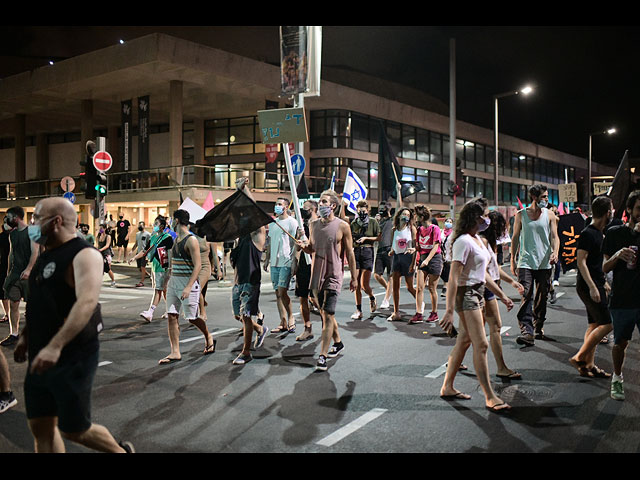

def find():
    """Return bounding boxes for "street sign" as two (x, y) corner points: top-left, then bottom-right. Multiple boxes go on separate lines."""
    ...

(63, 191), (76, 204)
(93, 150), (113, 172)
(291, 153), (305, 176)
(257, 107), (308, 144)
(558, 183), (578, 203)
(60, 176), (75, 192)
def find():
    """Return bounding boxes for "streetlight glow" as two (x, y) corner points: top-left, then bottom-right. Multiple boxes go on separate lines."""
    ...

(607, 127), (616, 134)
(520, 85), (533, 95)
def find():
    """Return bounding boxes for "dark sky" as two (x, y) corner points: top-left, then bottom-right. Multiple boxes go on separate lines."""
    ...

(1, 25), (638, 167)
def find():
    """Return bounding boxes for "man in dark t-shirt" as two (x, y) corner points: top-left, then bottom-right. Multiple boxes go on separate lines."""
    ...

(602, 190), (640, 401)
(569, 196), (613, 378)
(13, 197), (133, 453)
(115, 214), (131, 263)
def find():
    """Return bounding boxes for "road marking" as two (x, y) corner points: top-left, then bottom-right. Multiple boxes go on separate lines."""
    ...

(179, 328), (241, 344)
(556, 292), (565, 299)
(98, 361), (112, 367)
(316, 408), (387, 447)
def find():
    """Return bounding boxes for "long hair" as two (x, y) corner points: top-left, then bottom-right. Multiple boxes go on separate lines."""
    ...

(450, 198), (488, 248)
(393, 207), (413, 231)
(479, 210), (506, 252)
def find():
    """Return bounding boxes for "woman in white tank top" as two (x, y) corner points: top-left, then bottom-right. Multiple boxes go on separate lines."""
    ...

(387, 208), (417, 321)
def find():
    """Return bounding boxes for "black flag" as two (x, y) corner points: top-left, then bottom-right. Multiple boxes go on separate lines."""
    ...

(195, 189), (274, 242)
(378, 121), (425, 200)
(608, 150), (631, 219)
(297, 174), (311, 199)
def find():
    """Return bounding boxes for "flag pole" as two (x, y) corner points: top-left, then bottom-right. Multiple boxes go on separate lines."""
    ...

(283, 139), (312, 263)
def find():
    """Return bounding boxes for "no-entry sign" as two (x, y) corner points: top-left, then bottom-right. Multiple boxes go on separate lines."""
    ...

(93, 151), (113, 172)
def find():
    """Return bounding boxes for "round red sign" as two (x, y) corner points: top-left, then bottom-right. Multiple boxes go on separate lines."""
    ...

(93, 151), (113, 172)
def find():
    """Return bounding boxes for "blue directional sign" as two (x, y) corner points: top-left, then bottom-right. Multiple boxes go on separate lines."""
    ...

(63, 191), (76, 204)
(291, 154), (306, 176)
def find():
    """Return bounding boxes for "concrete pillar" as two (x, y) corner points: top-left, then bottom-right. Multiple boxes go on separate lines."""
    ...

(193, 118), (206, 185)
(81, 99), (93, 160)
(35, 132), (49, 181)
(169, 80), (183, 168)
(14, 114), (26, 183)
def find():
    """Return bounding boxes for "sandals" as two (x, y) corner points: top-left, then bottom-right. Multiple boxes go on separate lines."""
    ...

(203, 338), (216, 355)
(135, 282), (144, 287)
(271, 326), (287, 333)
(0, 315), (8, 323)
(590, 366), (611, 378)
(569, 357), (592, 377)
(440, 391), (471, 400)
(158, 356), (181, 365)
(497, 371), (522, 380)
(486, 401), (511, 413)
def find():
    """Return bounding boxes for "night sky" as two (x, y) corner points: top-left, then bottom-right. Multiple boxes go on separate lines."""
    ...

(1, 25), (638, 168)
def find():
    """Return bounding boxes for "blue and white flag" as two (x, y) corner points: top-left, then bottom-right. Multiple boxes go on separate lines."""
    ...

(342, 168), (368, 214)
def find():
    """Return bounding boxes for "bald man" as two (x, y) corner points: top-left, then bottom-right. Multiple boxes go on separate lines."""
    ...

(13, 197), (134, 453)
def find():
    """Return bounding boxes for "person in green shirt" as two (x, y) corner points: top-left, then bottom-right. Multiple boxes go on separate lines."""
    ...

(350, 200), (380, 319)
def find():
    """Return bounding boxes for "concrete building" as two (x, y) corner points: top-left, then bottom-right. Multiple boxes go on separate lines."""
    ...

(0, 33), (616, 229)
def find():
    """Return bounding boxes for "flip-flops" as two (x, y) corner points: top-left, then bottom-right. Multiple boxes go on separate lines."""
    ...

(158, 356), (181, 365)
(497, 371), (522, 380)
(486, 402), (511, 413)
(590, 366), (611, 378)
(203, 339), (216, 355)
(440, 392), (471, 400)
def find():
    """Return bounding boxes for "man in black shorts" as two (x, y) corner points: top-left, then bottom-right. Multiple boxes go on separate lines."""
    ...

(294, 199), (319, 341)
(569, 196), (613, 378)
(115, 214), (131, 263)
(14, 197), (133, 453)
(374, 201), (395, 310)
(350, 200), (380, 319)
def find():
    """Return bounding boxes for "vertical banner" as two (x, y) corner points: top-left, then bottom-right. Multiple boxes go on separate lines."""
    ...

(558, 212), (585, 273)
(265, 100), (279, 176)
(280, 26), (308, 96)
(138, 95), (150, 170)
(121, 100), (132, 171)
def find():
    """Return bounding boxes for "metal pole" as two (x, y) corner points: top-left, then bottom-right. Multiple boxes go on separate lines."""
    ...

(449, 38), (456, 220)
(494, 96), (499, 207)
(588, 134), (592, 207)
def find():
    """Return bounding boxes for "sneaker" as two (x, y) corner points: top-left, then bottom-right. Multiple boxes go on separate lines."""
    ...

(0, 335), (18, 347)
(118, 440), (136, 453)
(380, 298), (390, 309)
(350, 310), (363, 320)
(549, 290), (557, 304)
(611, 380), (625, 401)
(516, 333), (535, 347)
(369, 297), (377, 312)
(140, 310), (153, 323)
(441, 287), (447, 298)
(553, 280), (559, 287)
(315, 355), (328, 372)
(232, 353), (253, 365)
(409, 313), (424, 324)
(327, 342), (344, 358)
(426, 311), (439, 323)
(254, 325), (269, 349)
(0, 391), (17, 414)
(296, 328), (314, 341)
(110, 281), (116, 287)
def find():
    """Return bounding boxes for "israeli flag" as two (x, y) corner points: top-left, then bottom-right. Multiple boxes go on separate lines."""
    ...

(342, 168), (368, 214)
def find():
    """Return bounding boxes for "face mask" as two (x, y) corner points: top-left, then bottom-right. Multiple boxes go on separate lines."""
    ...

(99, 228), (105, 234)
(400, 215), (410, 223)
(28, 225), (47, 245)
(274, 205), (284, 215)
(379, 207), (388, 216)
(153, 225), (160, 233)
(138, 226), (144, 231)
(477, 216), (490, 232)
(444, 222), (453, 229)
(538, 199), (548, 209)
(300, 209), (311, 220)
(358, 211), (368, 220)
(319, 205), (333, 218)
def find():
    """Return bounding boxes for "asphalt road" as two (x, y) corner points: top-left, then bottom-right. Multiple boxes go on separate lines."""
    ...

(1, 261), (639, 454)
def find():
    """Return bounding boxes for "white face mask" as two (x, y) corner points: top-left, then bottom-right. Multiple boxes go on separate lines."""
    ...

(319, 205), (333, 218)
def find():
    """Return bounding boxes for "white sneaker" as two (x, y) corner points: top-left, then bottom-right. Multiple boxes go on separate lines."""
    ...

(553, 280), (559, 287)
(380, 298), (390, 309)
(351, 310), (363, 319)
(140, 310), (153, 323)
(110, 281), (116, 287)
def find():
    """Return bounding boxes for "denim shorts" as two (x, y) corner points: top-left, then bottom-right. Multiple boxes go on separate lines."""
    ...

(270, 266), (292, 290)
(610, 308), (640, 344)
(232, 283), (260, 318)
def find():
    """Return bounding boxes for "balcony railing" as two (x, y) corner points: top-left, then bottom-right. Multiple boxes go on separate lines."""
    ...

(1, 165), (345, 202)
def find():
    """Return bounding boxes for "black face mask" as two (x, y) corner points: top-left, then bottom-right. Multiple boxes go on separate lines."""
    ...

(138, 226), (144, 231)
(301, 209), (311, 220)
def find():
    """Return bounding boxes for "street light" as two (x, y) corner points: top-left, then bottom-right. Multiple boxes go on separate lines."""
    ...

(493, 85), (534, 207)
(588, 127), (616, 206)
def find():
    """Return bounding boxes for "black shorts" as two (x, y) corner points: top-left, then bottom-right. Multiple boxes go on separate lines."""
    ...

(24, 349), (99, 434)
(136, 257), (147, 268)
(375, 248), (392, 276)
(116, 237), (128, 248)
(392, 253), (413, 277)
(577, 283), (612, 325)
(295, 261), (311, 298)
(354, 247), (374, 271)
(440, 261), (451, 282)
(418, 252), (443, 276)
(314, 289), (339, 315)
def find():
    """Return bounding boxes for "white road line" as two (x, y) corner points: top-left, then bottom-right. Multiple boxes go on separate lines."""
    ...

(316, 408), (388, 447)
(98, 361), (112, 367)
(100, 293), (148, 300)
(179, 327), (241, 344)
(556, 292), (565, 299)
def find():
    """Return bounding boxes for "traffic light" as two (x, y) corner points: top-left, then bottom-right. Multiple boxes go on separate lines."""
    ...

(80, 141), (97, 199)
(95, 172), (107, 197)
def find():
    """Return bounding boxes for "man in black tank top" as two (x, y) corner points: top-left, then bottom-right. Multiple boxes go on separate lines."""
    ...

(13, 197), (133, 453)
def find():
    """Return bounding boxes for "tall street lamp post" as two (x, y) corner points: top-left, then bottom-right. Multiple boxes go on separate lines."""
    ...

(493, 85), (533, 207)
(588, 127), (616, 207)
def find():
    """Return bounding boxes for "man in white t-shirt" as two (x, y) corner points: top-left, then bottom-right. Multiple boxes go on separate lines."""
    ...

(264, 198), (300, 334)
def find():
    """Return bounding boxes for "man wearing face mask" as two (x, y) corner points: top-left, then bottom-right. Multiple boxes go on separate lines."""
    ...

(114, 214), (131, 263)
(13, 197), (134, 452)
(1, 207), (39, 347)
(294, 199), (319, 341)
(0, 219), (11, 323)
(350, 200), (380, 319)
(263, 198), (299, 334)
(374, 201), (395, 309)
(510, 184), (560, 346)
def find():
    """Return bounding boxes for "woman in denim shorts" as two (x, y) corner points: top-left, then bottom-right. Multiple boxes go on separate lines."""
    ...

(438, 198), (515, 413)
